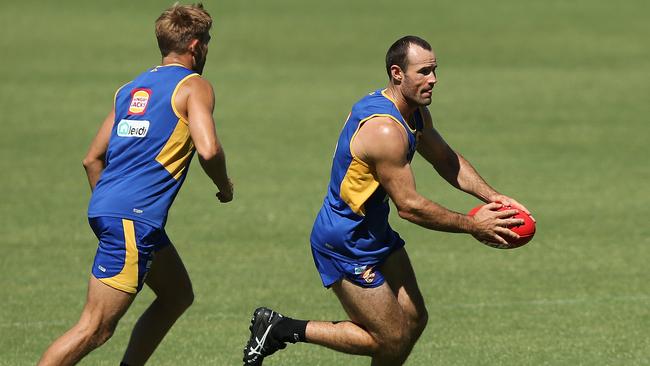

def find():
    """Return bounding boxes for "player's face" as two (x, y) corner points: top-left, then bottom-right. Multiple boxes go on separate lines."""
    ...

(401, 46), (437, 107)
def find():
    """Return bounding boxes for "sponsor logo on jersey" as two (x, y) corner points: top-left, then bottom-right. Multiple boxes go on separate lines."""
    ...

(117, 119), (150, 138)
(128, 88), (152, 115)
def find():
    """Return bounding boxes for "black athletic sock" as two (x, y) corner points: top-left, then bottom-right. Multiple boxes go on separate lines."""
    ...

(272, 317), (308, 343)
(119, 363), (131, 366)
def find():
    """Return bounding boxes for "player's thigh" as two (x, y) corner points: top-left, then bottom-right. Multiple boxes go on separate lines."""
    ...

(145, 243), (193, 301)
(80, 276), (135, 331)
(380, 247), (427, 326)
(332, 279), (405, 342)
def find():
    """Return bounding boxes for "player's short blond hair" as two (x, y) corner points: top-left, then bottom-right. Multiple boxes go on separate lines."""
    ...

(155, 3), (212, 57)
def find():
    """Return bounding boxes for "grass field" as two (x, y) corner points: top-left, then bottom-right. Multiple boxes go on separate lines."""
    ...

(1, 0), (649, 365)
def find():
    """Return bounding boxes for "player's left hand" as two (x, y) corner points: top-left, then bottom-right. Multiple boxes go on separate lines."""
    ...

(489, 194), (535, 222)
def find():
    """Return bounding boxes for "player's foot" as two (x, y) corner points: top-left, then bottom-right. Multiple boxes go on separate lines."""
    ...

(243, 307), (287, 365)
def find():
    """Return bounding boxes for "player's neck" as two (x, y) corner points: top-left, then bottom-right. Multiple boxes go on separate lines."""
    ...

(161, 53), (193, 71)
(385, 85), (416, 122)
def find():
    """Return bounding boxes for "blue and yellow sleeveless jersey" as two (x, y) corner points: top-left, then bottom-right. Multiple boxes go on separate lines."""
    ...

(310, 89), (424, 263)
(88, 64), (198, 229)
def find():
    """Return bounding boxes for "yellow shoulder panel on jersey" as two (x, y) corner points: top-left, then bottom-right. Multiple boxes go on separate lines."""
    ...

(340, 113), (405, 215)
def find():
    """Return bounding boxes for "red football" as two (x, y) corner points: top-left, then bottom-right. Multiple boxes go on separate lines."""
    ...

(468, 204), (536, 249)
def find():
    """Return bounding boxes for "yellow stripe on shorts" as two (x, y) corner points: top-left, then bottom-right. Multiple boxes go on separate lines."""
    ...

(98, 219), (139, 294)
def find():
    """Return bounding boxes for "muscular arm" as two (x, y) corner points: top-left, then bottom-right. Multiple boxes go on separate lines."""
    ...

(353, 117), (522, 244)
(416, 108), (498, 202)
(176, 76), (233, 202)
(82, 109), (115, 191)
(353, 117), (474, 233)
(416, 108), (532, 216)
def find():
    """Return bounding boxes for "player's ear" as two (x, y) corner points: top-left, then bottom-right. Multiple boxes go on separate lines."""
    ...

(390, 65), (403, 83)
(188, 39), (200, 53)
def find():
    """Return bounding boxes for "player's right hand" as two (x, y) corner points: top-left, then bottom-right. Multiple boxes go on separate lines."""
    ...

(216, 179), (234, 203)
(469, 202), (523, 245)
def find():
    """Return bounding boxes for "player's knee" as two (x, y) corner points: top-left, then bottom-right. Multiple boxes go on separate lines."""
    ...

(396, 305), (428, 345)
(179, 289), (194, 310)
(377, 310), (428, 363)
(375, 342), (410, 362)
(91, 325), (116, 348)
(374, 327), (411, 359)
(159, 287), (194, 314)
(409, 307), (428, 337)
(75, 319), (117, 349)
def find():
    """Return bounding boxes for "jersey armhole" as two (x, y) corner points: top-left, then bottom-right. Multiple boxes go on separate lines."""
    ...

(113, 82), (130, 114)
(349, 113), (407, 166)
(415, 107), (425, 130)
(171, 73), (200, 125)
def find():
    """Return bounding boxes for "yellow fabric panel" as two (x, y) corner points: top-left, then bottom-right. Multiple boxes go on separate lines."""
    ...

(340, 113), (407, 216)
(99, 219), (139, 294)
(155, 119), (195, 180)
(339, 157), (380, 216)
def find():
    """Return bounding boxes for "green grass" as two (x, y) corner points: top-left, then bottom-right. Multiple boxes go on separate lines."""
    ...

(1, 0), (649, 365)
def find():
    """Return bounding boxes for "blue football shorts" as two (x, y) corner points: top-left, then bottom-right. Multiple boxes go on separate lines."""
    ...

(89, 216), (171, 294)
(310, 241), (405, 289)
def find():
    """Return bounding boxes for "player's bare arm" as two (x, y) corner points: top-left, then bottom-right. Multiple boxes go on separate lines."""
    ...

(176, 76), (233, 202)
(82, 108), (115, 191)
(416, 107), (532, 217)
(352, 116), (520, 244)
